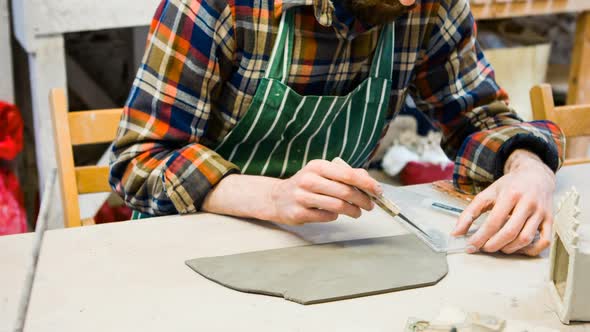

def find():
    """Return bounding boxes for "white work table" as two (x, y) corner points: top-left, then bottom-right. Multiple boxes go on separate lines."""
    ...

(0, 233), (34, 332)
(13, 164), (590, 331)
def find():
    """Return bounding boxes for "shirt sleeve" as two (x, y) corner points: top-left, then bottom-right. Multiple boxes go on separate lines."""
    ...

(408, 0), (565, 195)
(109, 0), (239, 216)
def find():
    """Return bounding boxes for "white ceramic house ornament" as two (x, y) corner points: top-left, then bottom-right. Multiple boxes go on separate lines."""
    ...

(548, 187), (590, 324)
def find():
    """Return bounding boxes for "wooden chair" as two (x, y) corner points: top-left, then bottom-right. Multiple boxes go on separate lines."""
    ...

(49, 88), (123, 227)
(530, 84), (590, 166)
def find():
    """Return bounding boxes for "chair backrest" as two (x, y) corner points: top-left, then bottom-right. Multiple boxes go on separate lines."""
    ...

(530, 84), (590, 165)
(50, 88), (123, 227)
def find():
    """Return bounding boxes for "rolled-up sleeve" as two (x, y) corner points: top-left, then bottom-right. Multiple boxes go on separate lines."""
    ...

(409, 0), (565, 194)
(109, 0), (239, 215)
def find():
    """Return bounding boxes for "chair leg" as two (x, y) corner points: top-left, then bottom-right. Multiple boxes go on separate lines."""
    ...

(81, 218), (96, 226)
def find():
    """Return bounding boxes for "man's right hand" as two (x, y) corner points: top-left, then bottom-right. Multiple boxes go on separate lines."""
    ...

(267, 159), (381, 225)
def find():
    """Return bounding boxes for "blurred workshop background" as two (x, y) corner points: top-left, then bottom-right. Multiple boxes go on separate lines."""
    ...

(0, 0), (589, 234)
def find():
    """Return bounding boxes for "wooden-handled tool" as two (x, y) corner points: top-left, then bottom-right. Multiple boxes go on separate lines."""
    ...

(331, 158), (430, 238)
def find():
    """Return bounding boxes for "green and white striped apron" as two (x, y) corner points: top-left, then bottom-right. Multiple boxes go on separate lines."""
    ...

(215, 9), (395, 177)
(133, 9), (395, 219)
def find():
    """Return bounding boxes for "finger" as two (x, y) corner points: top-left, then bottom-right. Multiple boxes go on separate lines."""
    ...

(500, 212), (544, 254)
(306, 160), (382, 196)
(481, 200), (535, 252)
(519, 215), (552, 256)
(299, 192), (362, 219)
(452, 189), (494, 236)
(468, 194), (516, 251)
(289, 208), (339, 225)
(300, 174), (374, 211)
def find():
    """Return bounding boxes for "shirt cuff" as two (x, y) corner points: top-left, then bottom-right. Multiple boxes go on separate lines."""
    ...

(453, 121), (565, 195)
(162, 144), (240, 214)
(493, 133), (560, 180)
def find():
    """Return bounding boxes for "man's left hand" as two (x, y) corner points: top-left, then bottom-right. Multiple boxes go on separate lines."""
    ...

(452, 149), (556, 256)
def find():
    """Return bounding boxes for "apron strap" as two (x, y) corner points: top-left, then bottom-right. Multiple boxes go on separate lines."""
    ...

(369, 22), (395, 81)
(265, 9), (295, 83)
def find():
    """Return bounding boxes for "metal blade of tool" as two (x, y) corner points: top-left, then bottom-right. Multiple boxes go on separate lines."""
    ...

(367, 191), (443, 253)
(369, 193), (431, 239)
(331, 158), (436, 249)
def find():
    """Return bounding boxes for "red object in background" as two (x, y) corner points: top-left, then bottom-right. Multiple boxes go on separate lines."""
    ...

(0, 102), (24, 160)
(400, 161), (454, 186)
(0, 169), (27, 235)
(94, 200), (132, 224)
(0, 101), (27, 236)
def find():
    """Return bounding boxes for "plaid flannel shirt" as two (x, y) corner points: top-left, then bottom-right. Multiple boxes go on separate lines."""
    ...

(110, 0), (565, 215)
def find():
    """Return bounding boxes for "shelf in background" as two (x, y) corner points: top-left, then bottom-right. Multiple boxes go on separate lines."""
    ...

(471, 0), (590, 20)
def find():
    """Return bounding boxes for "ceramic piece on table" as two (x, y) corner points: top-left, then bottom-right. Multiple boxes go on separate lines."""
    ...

(548, 187), (590, 324)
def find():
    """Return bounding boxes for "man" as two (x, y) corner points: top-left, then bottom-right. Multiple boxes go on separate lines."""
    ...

(110, 0), (565, 256)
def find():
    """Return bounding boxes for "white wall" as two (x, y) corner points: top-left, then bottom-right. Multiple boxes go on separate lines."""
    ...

(0, 0), (14, 103)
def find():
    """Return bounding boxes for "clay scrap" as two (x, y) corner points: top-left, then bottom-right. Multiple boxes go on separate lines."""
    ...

(404, 306), (558, 332)
(186, 234), (448, 305)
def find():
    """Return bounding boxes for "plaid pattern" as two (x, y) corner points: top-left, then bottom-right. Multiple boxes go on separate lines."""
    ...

(454, 120), (564, 193)
(110, 0), (565, 215)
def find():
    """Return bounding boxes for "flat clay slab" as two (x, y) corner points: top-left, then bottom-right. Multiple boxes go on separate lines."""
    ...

(186, 234), (448, 305)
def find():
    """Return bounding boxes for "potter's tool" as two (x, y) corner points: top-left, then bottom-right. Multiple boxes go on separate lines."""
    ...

(332, 158), (431, 239)
(430, 202), (464, 217)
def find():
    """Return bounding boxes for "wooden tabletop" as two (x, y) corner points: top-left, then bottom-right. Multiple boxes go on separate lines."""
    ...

(0, 233), (34, 332)
(16, 164), (590, 331)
